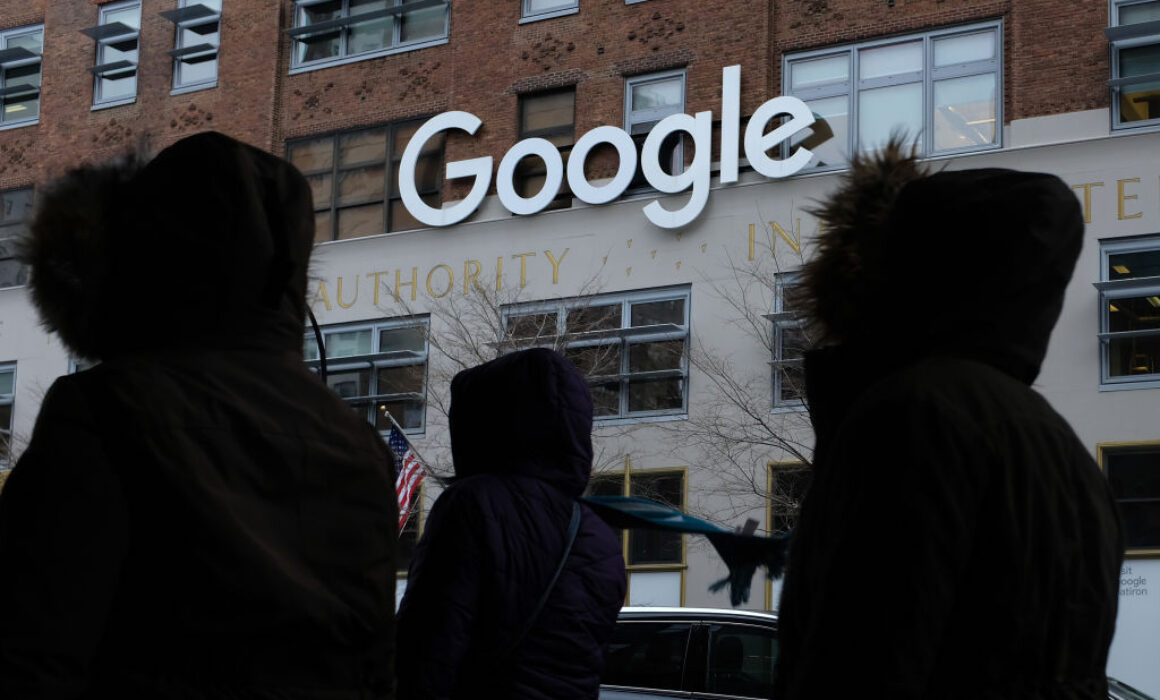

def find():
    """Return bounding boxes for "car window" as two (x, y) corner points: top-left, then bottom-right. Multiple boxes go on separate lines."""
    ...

(705, 623), (778, 698)
(603, 621), (692, 692)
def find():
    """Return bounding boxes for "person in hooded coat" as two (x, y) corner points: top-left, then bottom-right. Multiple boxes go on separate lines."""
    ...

(0, 132), (398, 699)
(396, 348), (626, 700)
(772, 142), (1124, 700)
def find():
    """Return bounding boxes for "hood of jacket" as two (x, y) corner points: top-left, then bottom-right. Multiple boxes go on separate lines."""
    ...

(23, 131), (315, 361)
(449, 348), (594, 498)
(794, 141), (1085, 385)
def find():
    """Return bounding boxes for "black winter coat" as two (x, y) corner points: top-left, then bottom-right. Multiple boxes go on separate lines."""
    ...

(396, 349), (626, 700)
(773, 167), (1124, 700)
(0, 133), (398, 699)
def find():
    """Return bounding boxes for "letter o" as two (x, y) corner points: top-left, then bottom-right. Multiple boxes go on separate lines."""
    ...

(496, 138), (564, 216)
(426, 264), (454, 298)
(567, 126), (637, 205)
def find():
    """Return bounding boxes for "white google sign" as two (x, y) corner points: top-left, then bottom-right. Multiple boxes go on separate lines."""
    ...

(398, 65), (816, 229)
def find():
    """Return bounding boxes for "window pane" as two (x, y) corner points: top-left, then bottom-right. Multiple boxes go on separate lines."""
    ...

(1122, 1), (1160, 24)
(313, 211), (333, 243)
(631, 78), (682, 111)
(6, 31), (43, 55)
(1110, 249), (1160, 279)
(326, 329), (373, 357)
(565, 344), (620, 377)
(289, 138), (334, 172)
(628, 377), (684, 413)
(380, 326), (426, 353)
(340, 129), (387, 164)
(707, 624), (778, 699)
(0, 371), (13, 395)
(105, 6), (141, 28)
(521, 91), (575, 135)
(338, 166), (386, 204)
(791, 54), (849, 90)
(400, 1), (446, 42)
(859, 40), (922, 80)
(631, 298), (684, 326)
(591, 381), (620, 416)
(299, 32), (341, 63)
(99, 73), (137, 102)
(328, 368), (371, 398)
(629, 472), (683, 563)
(586, 474), (624, 497)
(629, 340), (683, 373)
(377, 364), (423, 394)
(393, 121), (444, 157)
(1120, 44), (1160, 123)
(603, 622), (691, 691)
(0, 189), (33, 225)
(858, 82), (923, 152)
(302, 0), (343, 24)
(770, 466), (811, 533)
(790, 96), (848, 168)
(388, 195), (437, 232)
(399, 152), (441, 194)
(0, 258), (25, 288)
(349, 0), (392, 53)
(1106, 447), (1160, 548)
(933, 31), (995, 67)
(526, 0), (576, 14)
(337, 203), (384, 239)
(507, 312), (558, 339)
(933, 73), (997, 151)
(567, 304), (621, 333)
(377, 398), (424, 430)
(307, 173), (333, 208)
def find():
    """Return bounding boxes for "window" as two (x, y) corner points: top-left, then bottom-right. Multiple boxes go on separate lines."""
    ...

(0, 365), (14, 469)
(0, 25), (43, 127)
(304, 317), (429, 433)
(504, 286), (690, 421)
(288, 121), (444, 241)
(587, 468), (686, 606)
(162, 0), (221, 91)
(784, 21), (1001, 167)
(1099, 442), (1160, 552)
(767, 462), (811, 535)
(521, 0), (578, 22)
(706, 623), (779, 698)
(517, 88), (575, 211)
(768, 272), (806, 410)
(625, 71), (685, 188)
(0, 187), (32, 289)
(289, 0), (449, 70)
(1108, 1), (1160, 127)
(83, 0), (141, 106)
(603, 621), (692, 691)
(1096, 235), (1160, 388)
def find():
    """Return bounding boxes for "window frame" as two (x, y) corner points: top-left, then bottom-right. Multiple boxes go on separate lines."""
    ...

(782, 20), (1003, 169)
(1098, 440), (1160, 555)
(303, 316), (430, 435)
(1108, 0), (1160, 129)
(163, 0), (222, 93)
(87, 0), (142, 108)
(0, 186), (33, 290)
(624, 70), (687, 185)
(287, 119), (445, 241)
(0, 24), (43, 129)
(0, 364), (15, 470)
(1096, 234), (1160, 390)
(587, 466), (688, 606)
(502, 286), (691, 423)
(288, 0), (451, 73)
(767, 271), (806, 411)
(520, 0), (579, 23)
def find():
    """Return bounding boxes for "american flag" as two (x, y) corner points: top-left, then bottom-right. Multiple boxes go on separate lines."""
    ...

(387, 427), (425, 533)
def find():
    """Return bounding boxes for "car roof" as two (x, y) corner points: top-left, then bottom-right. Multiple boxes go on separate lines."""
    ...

(618, 606), (779, 625)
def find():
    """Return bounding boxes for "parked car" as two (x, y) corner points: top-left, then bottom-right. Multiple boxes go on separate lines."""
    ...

(600, 607), (1154, 700)
(600, 607), (779, 700)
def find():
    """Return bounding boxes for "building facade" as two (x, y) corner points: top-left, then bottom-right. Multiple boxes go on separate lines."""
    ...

(0, 0), (1158, 692)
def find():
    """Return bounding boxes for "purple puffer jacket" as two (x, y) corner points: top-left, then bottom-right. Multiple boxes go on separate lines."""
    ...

(396, 348), (627, 700)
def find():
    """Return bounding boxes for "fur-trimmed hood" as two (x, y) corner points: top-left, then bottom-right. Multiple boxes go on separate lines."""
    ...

(794, 140), (1084, 384)
(22, 131), (315, 361)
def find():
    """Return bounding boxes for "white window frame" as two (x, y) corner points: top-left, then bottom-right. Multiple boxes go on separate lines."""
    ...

(1108, 0), (1160, 129)
(0, 364), (15, 470)
(288, 0), (450, 73)
(87, 0), (141, 108)
(164, 0), (221, 93)
(0, 24), (43, 129)
(521, 0), (579, 23)
(766, 272), (806, 412)
(0, 187), (33, 290)
(625, 70), (686, 185)
(1096, 235), (1160, 390)
(503, 286), (691, 423)
(783, 20), (1003, 169)
(304, 316), (430, 434)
